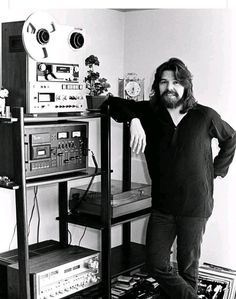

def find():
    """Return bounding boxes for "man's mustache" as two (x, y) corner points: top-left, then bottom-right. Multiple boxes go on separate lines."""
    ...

(163, 90), (178, 97)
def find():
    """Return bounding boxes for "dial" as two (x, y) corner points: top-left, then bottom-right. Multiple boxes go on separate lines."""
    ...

(38, 63), (47, 72)
(74, 65), (79, 73)
(125, 81), (141, 97)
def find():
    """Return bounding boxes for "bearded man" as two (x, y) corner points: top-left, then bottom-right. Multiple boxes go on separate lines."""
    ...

(104, 58), (236, 299)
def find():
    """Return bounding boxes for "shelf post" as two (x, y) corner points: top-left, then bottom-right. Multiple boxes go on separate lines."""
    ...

(122, 122), (131, 191)
(12, 107), (31, 299)
(58, 181), (69, 246)
(101, 106), (111, 298)
(122, 122), (132, 247)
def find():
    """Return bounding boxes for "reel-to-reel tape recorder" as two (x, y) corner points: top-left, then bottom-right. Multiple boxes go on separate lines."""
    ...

(2, 12), (87, 114)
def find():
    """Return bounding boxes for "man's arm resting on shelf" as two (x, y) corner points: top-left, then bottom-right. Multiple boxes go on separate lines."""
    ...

(102, 95), (137, 123)
(102, 96), (146, 154)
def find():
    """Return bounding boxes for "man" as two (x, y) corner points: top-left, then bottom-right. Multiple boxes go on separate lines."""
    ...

(104, 58), (236, 299)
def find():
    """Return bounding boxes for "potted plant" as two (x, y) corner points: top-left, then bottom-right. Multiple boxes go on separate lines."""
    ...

(85, 55), (111, 110)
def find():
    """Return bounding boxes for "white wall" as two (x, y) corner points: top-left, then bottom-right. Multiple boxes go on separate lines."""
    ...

(124, 9), (236, 268)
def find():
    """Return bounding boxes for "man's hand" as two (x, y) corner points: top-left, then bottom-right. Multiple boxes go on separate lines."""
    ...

(130, 118), (146, 154)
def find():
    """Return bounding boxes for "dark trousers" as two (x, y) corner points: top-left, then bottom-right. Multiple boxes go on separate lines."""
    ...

(146, 209), (208, 299)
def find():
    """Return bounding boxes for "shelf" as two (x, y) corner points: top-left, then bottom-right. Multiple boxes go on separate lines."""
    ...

(59, 208), (151, 230)
(0, 181), (19, 190)
(23, 111), (102, 123)
(61, 213), (105, 230)
(26, 167), (101, 187)
(0, 116), (18, 123)
(111, 208), (151, 225)
(111, 242), (146, 277)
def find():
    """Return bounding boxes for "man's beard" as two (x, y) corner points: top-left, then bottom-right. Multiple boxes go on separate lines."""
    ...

(160, 91), (184, 109)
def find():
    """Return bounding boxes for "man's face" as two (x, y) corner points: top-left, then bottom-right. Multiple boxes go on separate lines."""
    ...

(159, 70), (185, 109)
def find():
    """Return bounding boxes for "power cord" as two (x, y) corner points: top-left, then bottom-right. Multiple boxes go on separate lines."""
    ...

(28, 186), (40, 243)
(8, 186), (40, 249)
(28, 187), (37, 236)
(8, 224), (17, 251)
(68, 228), (72, 245)
(35, 186), (40, 243)
(69, 149), (98, 214)
(75, 149), (98, 246)
(80, 149), (98, 201)
(78, 227), (87, 247)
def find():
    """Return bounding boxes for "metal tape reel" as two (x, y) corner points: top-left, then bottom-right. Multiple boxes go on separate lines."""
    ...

(22, 12), (58, 61)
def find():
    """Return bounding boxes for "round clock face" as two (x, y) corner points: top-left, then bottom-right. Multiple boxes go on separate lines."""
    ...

(125, 81), (141, 97)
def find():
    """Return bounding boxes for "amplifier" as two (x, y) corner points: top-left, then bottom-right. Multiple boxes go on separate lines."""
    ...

(0, 121), (88, 179)
(4, 240), (100, 299)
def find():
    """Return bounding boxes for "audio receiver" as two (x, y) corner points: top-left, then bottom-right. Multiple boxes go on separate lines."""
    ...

(2, 240), (100, 299)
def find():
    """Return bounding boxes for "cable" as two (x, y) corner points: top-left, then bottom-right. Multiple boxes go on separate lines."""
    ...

(89, 149), (98, 170)
(68, 228), (72, 245)
(28, 187), (37, 236)
(70, 149), (98, 214)
(34, 186), (40, 243)
(8, 223), (17, 250)
(78, 227), (87, 247)
(73, 149), (97, 245)
(27, 186), (40, 242)
(9, 186), (39, 249)
(79, 149), (98, 201)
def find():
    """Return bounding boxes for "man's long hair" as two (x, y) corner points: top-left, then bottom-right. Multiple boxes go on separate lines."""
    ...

(150, 58), (197, 113)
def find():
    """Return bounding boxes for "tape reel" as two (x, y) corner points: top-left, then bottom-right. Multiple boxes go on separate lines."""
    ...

(22, 12), (85, 62)
(68, 27), (85, 50)
(22, 12), (58, 61)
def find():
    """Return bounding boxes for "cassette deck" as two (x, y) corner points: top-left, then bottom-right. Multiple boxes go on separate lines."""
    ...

(0, 121), (89, 179)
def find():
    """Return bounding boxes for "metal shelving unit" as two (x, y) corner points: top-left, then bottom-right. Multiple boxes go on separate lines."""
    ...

(0, 106), (150, 299)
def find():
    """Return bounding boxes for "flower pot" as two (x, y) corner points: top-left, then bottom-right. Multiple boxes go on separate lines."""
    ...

(86, 95), (107, 111)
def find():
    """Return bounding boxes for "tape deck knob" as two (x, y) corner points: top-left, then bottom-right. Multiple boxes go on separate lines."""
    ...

(74, 66), (79, 73)
(46, 73), (54, 81)
(38, 63), (47, 72)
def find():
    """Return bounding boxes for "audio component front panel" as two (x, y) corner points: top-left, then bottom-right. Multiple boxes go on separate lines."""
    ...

(24, 121), (88, 178)
(7, 243), (100, 299)
(36, 254), (100, 299)
(27, 62), (86, 114)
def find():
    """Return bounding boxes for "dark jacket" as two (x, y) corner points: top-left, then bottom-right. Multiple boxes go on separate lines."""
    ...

(105, 96), (236, 218)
